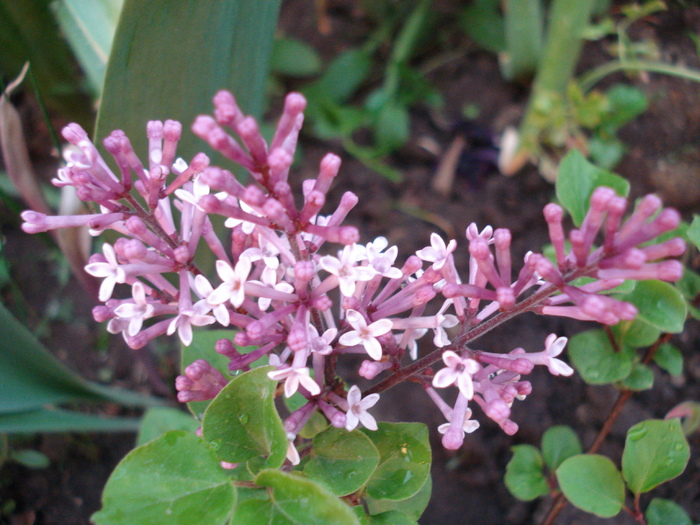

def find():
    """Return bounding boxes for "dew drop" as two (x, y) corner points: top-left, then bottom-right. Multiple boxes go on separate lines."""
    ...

(238, 413), (249, 425)
(628, 427), (647, 442)
(674, 444), (684, 451)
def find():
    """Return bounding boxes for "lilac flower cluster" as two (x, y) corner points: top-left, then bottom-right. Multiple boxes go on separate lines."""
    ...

(21, 90), (685, 456)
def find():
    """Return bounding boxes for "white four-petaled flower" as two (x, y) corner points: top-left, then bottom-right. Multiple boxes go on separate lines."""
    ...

(85, 243), (126, 301)
(416, 233), (457, 271)
(113, 281), (155, 336)
(267, 366), (321, 398)
(432, 350), (481, 399)
(208, 258), (251, 308)
(345, 385), (380, 431)
(339, 309), (392, 360)
(319, 244), (375, 297)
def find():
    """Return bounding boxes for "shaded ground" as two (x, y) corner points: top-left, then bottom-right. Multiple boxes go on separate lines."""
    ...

(1, 1), (700, 524)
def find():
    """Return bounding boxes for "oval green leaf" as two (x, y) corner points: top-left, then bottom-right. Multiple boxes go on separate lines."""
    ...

(92, 431), (235, 525)
(364, 475), (431, 520)
(556, 149), (629, 226)
(622, 419), (690, 495)
(304, 426), (380, 496)
(254, 469), (360, 525)
(541, 425), (582, 472)
(271, 37), (322, 77)
(618, 362), (654, 391)
(645, 498), (692, 525)
(504, 444), (549, 501)
(361, 422), (431, 501)
(568, 329), (633, 385)
(624, 280), (687, 334)
(556, 454), (625, 518)
(202, 366), (286, 468)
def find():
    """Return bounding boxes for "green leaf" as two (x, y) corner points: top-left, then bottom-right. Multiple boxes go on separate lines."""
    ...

(0, 302), (158, 414)
(556, 454), (625, 518)
(622, 419), (690, 495)
(603, 84), (648, 129)
(202, 367), (286, 469)
(9, 449), (50, 469)
(304, 427), (380, 496)
(367, 511), (417, 525)
(541, 425), (582, 472)
(645, 498), (692, 525)
(460, 0), (505, 53)
(182, 330), (238, 420)
(611, 318), (661, 348)
(618, 362), (654, 391)
(310, 48), (372, 104)
(50, 0), (122, 93)
(373, 103), (410, 152)
(624, 280), (687, 334)
(677, 268), (700, 320)
(653, 343), (683, 377)
(96, 0), (281, 164)
(364, 475), (431, 520)
(0, 408), (141, 433)
(92, 431), (236, 525)
(361, 422), (431, 501)
(687, 215), (700, 250)
(270, 37), (322, 78)
(254, 469), (360, 524)
(504, 445), (549, 501)
(568, 329), (633, 385)
(136, 407), (199, 446)
(556, 149), (629, 226)
(501, 0), (543, 81)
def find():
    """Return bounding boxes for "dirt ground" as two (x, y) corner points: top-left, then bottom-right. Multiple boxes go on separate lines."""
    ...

(1, 1), (699, 524)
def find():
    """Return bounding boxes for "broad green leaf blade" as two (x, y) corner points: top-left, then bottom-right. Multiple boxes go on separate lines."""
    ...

(0, 0), (93, 124)
(611, 318), (661, 349)
(361, 422), (431, 501)
(556, 454), (625, 518)
(0, 408), (140, 433)
(653, 343), (683, 377)
(645, 498), (692, 525)
(541, 425), (582, 472)
(686, 215), (700, 250)
(619, 362), (654, 391)
(270, 37), (322, 78)
(96, 0), (281, 163)
(364, 475), (431, 521)
(202, 367), (286, 468)
(501, 0), (543, 81)
(304, 427), (380, 496)
(10, 449), (50, 469)
(676, 268), (700, 320)
(624, 280), (687, 334)
(504, 445), (549, 501)
(50, 0), (122, 93)
(460, 0), (505, 53)
(622, 419), (690, 495)
(254, 469), (360, 525)
(556, 149), (629, 226)
(136, 407), (199, 446)
(92, 431), (235, 525)
(568, 329), (633, 385)
(374, 102), (410, 153)
(0, 301), (158, 413)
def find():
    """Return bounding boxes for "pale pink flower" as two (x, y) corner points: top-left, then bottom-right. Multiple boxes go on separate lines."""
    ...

(113, 281), (155, 336)
(267, 366), (321, 398)
(416, 233), (457, 270)
(345, 385), (380, 431)
(366, 237), (403, 279)
(339, 309), (392, 360)
(319, 244), (375, 297)
(85, 243), (125, 301)
(167, 302), (215, 346)
(208, 258), (251, 308)
(308, 325), (337, 355)
(432, 351), (481, 399)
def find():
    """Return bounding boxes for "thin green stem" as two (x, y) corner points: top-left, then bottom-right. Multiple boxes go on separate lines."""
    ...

(578, 60), (700, 92)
